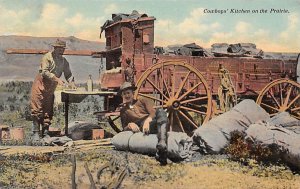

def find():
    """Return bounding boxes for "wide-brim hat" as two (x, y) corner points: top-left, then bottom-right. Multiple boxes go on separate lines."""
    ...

(118, 82), (137, 95)
(51, 39), (67, 48)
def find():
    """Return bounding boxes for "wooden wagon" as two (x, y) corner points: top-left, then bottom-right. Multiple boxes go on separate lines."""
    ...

(95, 11), (299, 135)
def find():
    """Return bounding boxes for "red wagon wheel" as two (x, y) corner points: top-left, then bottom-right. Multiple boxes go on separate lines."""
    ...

(256, 79), (300, 120)
(134, 61), (212, 135)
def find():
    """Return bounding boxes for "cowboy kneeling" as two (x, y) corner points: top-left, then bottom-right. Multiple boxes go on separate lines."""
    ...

(119, 82), (168, 165)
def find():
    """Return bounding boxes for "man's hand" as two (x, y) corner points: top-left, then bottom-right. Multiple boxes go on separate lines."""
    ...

(69, 81), (77, 89)
(142, 117), (152, 135)
(53, 77), (65, 86)
(128, 122), (140, 133)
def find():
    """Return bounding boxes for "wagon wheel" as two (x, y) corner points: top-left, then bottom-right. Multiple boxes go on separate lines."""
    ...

(135, 61), (212, 135)
(96, 112), (122, 135)
(256, 79), (300, 120)
(107, 115), (122, 133)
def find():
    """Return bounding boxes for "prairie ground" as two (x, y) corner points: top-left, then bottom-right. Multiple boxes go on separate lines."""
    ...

(0, 148), (299, 189)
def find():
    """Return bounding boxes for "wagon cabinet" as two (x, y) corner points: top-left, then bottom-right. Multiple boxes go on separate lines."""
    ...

(97, 11), (299, 135)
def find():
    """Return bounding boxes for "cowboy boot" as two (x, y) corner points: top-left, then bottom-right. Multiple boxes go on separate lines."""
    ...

(42, 124), (50, 138)
(156, 123), (168, 165)
(154, 108), (169, 165)
(31, 118), (41, 145)
(42, 114), (52, 138)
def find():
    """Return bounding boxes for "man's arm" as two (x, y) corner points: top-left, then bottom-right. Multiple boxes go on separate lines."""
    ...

(141, 97), (156, 118)
(126, 123), (140, 132)
(142, 117), (152, 134)
(40, 54), (55, 79)
(121, 111), (140, 132)
(141, 97), (155, 134)
(120, 113), (127, 130)
(63, 58), (74, 83)
(63, 58), (76, 89)
(40, 54), (65, 85)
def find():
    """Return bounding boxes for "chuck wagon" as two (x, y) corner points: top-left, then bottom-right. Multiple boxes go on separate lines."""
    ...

(95, 11), (299, 135)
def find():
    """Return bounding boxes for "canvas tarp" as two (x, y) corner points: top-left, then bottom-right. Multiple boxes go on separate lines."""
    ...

(41, 136), (73, 146)
(68, 121), (102, 140)
(164, 43), (213, 57)
(112, 131), (194, 161)
(192, 99), (270, 154)
(245, 121), (300, 170)
(268, 112), (300, 133)
(211, 43), (263, 58)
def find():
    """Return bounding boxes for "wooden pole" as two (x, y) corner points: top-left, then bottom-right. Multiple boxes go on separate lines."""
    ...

(71, 154), (77, 189)
(65, 94), (69, 136)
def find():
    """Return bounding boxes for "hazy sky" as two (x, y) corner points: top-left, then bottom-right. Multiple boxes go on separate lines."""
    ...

(1, 0), (300, 52)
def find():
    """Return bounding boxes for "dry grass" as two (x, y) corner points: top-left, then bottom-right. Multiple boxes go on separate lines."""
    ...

(0, 148), (299, 189)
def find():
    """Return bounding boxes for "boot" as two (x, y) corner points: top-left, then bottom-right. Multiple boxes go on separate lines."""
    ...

(31, 118), (41, 145)
(42, 124), (50, 138)
(156, 123), (168, 166)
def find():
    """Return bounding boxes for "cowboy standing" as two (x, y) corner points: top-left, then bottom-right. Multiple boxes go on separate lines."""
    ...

(119, 82), (169, 165)
(30, 39), (75, 143)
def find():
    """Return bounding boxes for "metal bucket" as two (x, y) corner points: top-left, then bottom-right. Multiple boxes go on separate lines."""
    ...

(92, 129), (105, 140)
(10, 127), (25, 141)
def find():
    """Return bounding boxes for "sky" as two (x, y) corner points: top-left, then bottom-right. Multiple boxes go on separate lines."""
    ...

(1, 0), (300, 52)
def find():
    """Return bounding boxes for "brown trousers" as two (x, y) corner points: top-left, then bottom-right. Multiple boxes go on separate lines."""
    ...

(30, 74), (57, 127)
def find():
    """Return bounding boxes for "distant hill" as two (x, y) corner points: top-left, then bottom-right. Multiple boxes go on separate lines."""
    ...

(0, 36), (105, 82)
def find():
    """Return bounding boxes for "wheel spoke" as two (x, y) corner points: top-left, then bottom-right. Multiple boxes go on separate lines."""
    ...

(174, 111), (185, 132)
(185, 103), (206, 109)
(175, 71), (191, 98)
(178, 82), (202, 101)
(267, 90), (280, 108)
(181, 96), (208, 104)
(290, 114), (300, 120)
(180, 105), (207, 115)
(283, 85), (293, 107)
(138, 93), (165, 103)
(158, 68), (171, 98)
(287, 94), (300, 109)
(153, 105), (167, 109)
(146, 78), (169, 100)
(291, 106), (300, 112)
(163, 79), (171, 98)
(112, 116), (120, 122)
(279, 84), (283, 106)
(178, 110), (198, 129)
(269, 113), (279, 117)
(172, 65), (176, 97)
(261, 102), (280, 112)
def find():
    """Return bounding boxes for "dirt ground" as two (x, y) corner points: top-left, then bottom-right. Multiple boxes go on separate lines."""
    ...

(1, 148), (300, 189)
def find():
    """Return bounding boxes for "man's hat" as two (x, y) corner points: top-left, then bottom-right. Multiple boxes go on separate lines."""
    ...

(119, 82), (137, 95)
(51, 39), (67, 48)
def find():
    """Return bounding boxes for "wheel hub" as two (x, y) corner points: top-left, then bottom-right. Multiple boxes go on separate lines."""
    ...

(279, 106), (287, 112)
(172, 100), (180, 109)
(166, 97), (181, 110)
